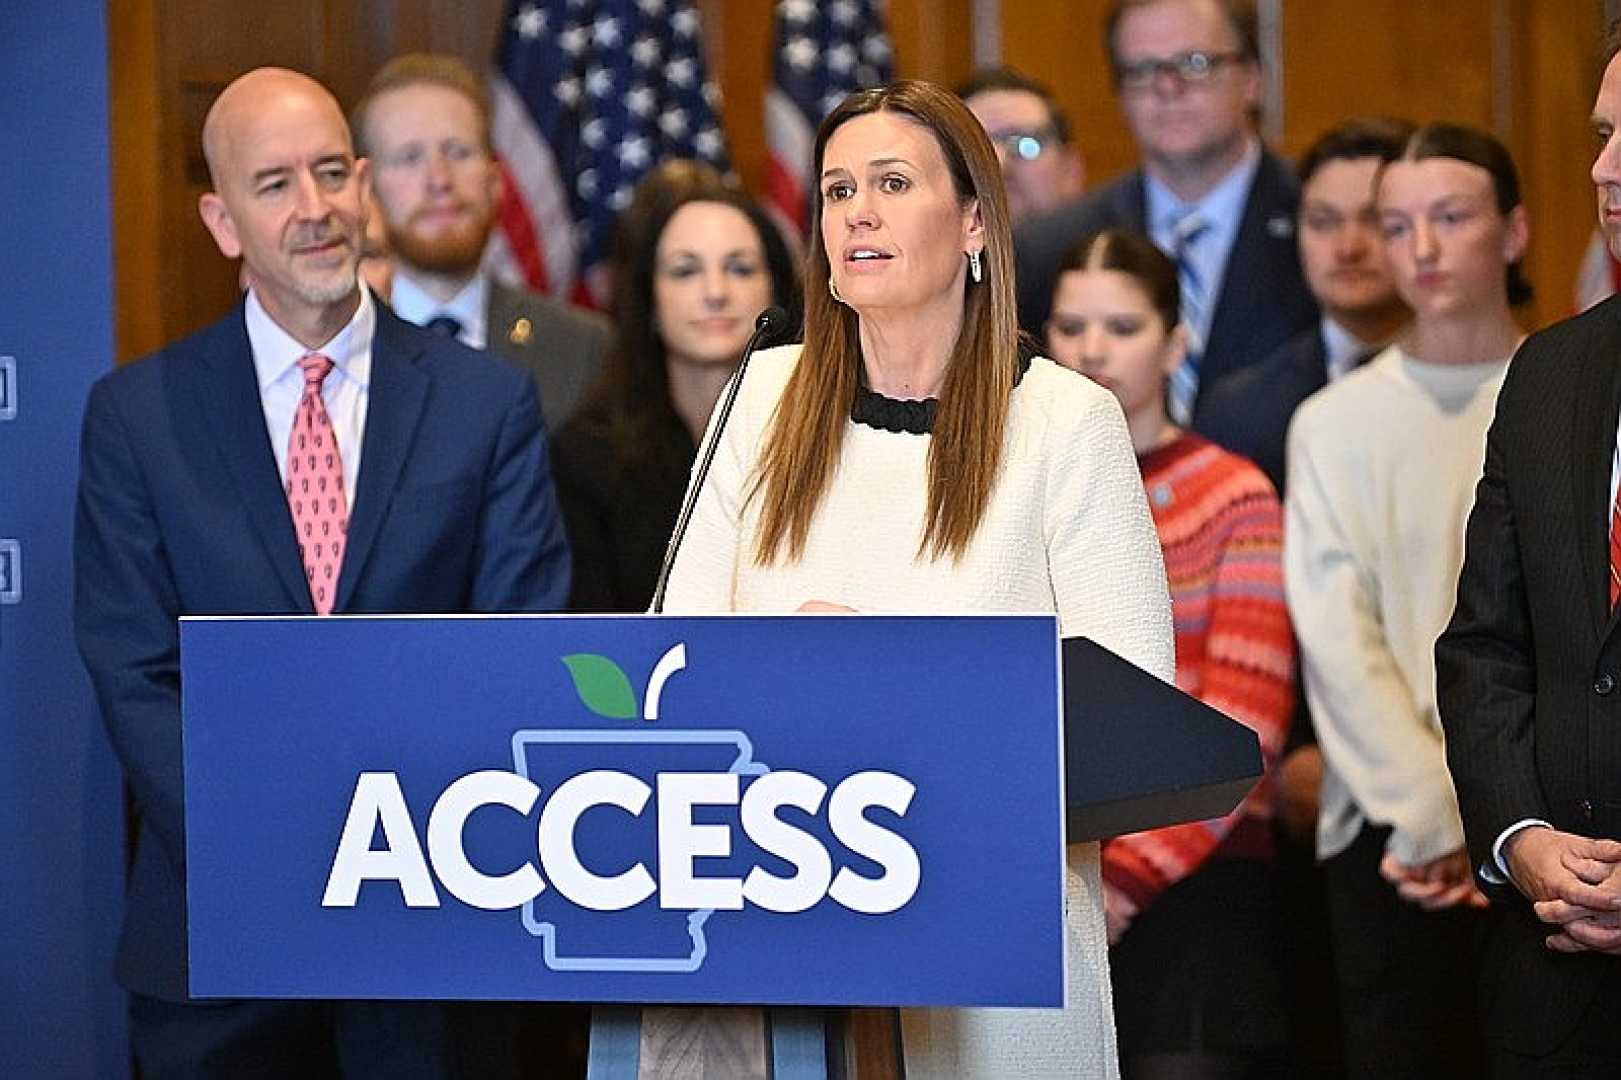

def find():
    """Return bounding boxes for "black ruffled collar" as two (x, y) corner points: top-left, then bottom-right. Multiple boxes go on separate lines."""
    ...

(850, 343), (1036, 435)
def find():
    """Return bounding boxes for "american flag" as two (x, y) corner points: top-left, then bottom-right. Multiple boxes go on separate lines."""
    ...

(489, 0), (731, 307)
(764, 0), (894, 240)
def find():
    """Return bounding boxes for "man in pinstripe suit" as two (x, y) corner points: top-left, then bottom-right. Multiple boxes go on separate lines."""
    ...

(1437, 27), (1621, 1075)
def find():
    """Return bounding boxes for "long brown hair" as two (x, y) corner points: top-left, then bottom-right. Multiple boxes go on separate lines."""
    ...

(750, 79), (1021, 564)
(582, 170), (801, 466)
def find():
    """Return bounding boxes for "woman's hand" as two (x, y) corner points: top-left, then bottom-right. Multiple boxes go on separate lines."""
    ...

(1379, 848), (1488, 911)
(796, 600), (857, 613)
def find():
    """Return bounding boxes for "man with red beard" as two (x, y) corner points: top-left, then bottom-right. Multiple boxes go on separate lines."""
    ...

(355, 54), (608, 431)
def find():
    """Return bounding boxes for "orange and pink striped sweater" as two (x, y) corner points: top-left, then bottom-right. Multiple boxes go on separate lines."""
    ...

(1102, 432), (1295, 921)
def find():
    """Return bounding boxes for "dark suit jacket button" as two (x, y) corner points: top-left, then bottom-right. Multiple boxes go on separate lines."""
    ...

(1596, 674), (1616, 696)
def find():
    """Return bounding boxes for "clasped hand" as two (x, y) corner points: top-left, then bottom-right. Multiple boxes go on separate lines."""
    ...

(1379, 848), (1488, 911)
(1504, 827), (1621, 954)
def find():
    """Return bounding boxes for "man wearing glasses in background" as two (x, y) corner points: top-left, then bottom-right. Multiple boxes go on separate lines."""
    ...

(1014, 0), (1315, 427)
(957, 67), (1086, 227)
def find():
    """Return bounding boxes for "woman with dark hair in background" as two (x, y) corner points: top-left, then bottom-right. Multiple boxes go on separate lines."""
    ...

(662, 79), (1174, 1078)
(1286, 122), (1531, 1077)
(1046, 228), (1295, 1079)
(551, 171), (800, 612)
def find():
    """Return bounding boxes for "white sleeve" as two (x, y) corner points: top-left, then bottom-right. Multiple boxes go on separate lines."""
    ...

(1484, 819), (1554, 885)
(1046, 388), (1174, 685)
(1284, 410), (1465, 866)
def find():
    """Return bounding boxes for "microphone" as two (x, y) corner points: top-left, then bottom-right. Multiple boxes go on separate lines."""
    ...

(651, 305), (788, 614)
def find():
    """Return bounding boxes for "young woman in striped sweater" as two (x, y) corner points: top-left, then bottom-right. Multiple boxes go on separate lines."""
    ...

(1045, 229), (1296, 1079)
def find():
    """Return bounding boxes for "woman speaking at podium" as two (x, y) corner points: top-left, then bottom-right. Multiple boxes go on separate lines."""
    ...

(662, 80), (1173, 1078)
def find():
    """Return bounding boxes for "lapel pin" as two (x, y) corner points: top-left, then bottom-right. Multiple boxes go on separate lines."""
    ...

(509, 317), (533, 346)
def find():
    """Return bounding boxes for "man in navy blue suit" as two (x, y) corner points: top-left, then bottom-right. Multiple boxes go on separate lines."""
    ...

(1015, 0), (1317, 425)
(74, 67), (569, 1077)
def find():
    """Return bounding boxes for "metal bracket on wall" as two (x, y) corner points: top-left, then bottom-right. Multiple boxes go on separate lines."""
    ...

(0, 356), (15, 421)
(0, 540), (19, 605)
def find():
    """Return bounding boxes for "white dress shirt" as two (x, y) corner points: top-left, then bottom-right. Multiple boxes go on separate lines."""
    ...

(245, 286), (374, 513)
(1321, 315), (1374, 383)
(390, 268), (489, 350)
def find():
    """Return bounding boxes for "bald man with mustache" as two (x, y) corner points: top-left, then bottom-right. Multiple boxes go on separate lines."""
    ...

(74, 67), (569, 1077)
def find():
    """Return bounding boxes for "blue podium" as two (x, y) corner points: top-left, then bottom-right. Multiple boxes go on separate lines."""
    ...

(181, 614), (1259, 1077)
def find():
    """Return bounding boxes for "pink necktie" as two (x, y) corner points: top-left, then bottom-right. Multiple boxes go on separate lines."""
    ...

(286, 353), (348, 615)
(1611, 490), (1621, 612)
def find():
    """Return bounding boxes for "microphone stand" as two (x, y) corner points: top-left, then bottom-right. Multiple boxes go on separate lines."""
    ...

(650, 306), (785, 614)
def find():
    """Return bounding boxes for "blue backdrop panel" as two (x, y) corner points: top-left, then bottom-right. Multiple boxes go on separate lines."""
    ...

(0, 3), (129, 1076)
(181, 614), (1065, 1007)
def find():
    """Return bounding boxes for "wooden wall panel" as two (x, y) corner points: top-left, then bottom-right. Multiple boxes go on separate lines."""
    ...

(707, 0), (974, 199)
(108, 0), (166, 365)
(109, 0), (505, 363)
(1509, 0), (1608, 330)
(111, 0), (1611, 359)
(1281, 0), (1604, 332)
(1002, 0), (1607, 333)
(999, 0), (1136, 194)
(1278, 0), (1497, 154)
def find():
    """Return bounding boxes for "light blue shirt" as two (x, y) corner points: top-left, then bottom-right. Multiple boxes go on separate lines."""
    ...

(390, 269), (489, 350)
(1145, 139), (1262, 348)
(245, 286), (374, 514)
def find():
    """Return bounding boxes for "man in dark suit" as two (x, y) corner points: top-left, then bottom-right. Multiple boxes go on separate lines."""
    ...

(1014, 0), (1316, 425)
(1435, 30), (1621, 1075)
(1198, 117), (1413, 497)
(355, 54), (609, 431)
(74, 67), (569, 1077)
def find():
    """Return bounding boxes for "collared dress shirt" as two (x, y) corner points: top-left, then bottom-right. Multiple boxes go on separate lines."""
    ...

(244, 285), (374, 513)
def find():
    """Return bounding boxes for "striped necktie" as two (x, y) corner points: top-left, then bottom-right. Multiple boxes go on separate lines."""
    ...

(1166, 211), (1210, 426)
(1609, 489), (1621, 611)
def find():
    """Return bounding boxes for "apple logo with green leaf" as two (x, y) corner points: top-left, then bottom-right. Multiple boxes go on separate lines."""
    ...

(560, 642), (687, 721)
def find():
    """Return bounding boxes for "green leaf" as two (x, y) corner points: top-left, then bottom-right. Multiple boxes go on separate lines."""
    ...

(560, 654), (638, 719)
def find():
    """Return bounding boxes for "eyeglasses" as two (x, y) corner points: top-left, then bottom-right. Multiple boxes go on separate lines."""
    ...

(987, 128), (1060, 163)
(1115, 50), (1245, 92)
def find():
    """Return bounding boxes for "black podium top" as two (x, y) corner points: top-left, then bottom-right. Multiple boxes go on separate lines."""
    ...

(1062, 636), (1263, 843)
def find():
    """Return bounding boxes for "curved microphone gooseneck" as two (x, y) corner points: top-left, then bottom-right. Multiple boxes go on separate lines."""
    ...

(650, 305), (788, 614)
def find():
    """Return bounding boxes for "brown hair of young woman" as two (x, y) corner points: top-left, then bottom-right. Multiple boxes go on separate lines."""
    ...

(1395, 123), (1534, 307)
(749, 79), (1021, 564)
(1054, 229), (1181, 333)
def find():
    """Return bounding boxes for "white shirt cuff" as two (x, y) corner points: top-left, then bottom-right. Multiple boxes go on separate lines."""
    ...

(1484, 819), (1554, 885)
